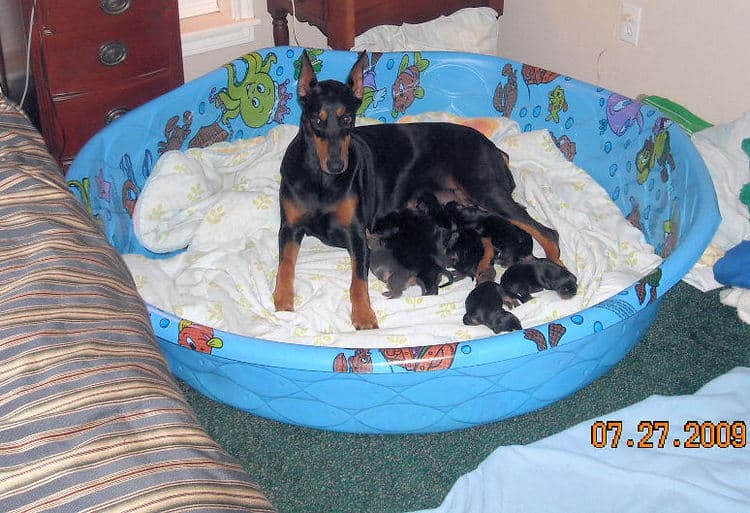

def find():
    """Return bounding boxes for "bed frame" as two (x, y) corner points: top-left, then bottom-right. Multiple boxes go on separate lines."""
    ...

(267, 0), (504, 49)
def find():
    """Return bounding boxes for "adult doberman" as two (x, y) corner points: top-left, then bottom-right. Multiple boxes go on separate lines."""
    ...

(273, 51), (564, 329)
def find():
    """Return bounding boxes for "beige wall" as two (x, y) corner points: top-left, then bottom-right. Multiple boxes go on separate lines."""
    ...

(184, 0), (750, 124)
(498, 0), (750, 125)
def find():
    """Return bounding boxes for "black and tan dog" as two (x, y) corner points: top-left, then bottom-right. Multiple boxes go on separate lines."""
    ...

(273, 50), (564, 329)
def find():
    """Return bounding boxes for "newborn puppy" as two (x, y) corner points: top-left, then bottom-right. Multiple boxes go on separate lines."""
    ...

(414, 191), (455, 234)
(445, 202), (532, 267)
(447, 227), (486, 281)
(367, 232), (421, 298)
(482, 216), (533, 267)
(414, 192), (494, 284)
(500, 257), (578, 305)
(463, 281), (522, 333)
(371, 208), (453, 295)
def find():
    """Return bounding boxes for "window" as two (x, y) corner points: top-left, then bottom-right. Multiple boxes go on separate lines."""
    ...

(178, 0), (220, 19)
(179, 0), (259, 56)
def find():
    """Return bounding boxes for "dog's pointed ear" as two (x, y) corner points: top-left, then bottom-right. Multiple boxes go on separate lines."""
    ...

(347, 51), (368, 101)
(298, 50), (317, 99)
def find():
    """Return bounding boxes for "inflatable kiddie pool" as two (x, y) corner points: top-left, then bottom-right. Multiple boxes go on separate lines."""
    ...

(67, 47), (719, 434)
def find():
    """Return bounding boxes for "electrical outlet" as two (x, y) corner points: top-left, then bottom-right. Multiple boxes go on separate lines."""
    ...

(619, 3), (642, 46)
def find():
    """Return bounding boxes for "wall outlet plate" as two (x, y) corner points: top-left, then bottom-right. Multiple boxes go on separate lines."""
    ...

(620, 3), (642, 46)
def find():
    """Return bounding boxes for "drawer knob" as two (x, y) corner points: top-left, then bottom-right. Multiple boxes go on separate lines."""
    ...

(98, 41), (129, 66)
(104, 107), (129, 125)
(99, 0), (131, 15)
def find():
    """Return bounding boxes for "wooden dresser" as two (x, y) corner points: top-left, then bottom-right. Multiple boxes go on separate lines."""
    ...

(267, 0), (504, 50)
(21, 0), (184, 172)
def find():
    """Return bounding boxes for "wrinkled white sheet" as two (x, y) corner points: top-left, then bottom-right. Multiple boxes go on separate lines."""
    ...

(683, 112), (750, 292)
(682, 111), (750, 324)
(125, 114), (661, 348)
(408, 367), (750, 513)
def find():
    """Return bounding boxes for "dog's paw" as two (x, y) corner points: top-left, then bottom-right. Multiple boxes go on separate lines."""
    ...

(475, 266), (497, 284)
(501, 295), (521, 309)
(272, 289), (295, 312)
(352, 308), (379, 330)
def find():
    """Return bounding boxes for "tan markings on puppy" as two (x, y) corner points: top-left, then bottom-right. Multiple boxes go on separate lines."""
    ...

(336, 106), (345, 117)
(508, 219), (564, 267)
(281, 198), (307, 224)
(333, 195), (358, 226)
(273, 241), (300, 311)
(349, 257), (378, 330)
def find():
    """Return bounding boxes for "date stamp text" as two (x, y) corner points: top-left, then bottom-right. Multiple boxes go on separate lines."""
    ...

(590, 420), (747, 449)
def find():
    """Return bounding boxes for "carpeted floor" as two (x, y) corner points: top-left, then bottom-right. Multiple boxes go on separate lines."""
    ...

(177, 281), (750, 513)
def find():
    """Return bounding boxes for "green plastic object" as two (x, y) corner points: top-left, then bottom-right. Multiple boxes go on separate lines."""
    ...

(740, 184), (750, 211)
(640, 95), (714, 134)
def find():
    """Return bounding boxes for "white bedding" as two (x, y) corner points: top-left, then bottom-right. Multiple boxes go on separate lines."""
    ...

(407, 366), (750, 513)
(683, 111), (750, 293)
(125, 114), (661, 348)
(351, 7), (500, 56)
(682, 111), (750, 324)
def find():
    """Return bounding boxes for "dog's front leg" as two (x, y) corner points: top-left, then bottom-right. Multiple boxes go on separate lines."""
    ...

(348, 230), (379, 330)
(475, 237), (498, 283)
(273, 223), (303, 312)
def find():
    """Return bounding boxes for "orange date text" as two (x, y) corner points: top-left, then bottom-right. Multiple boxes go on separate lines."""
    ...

(590, 420), (747, 449)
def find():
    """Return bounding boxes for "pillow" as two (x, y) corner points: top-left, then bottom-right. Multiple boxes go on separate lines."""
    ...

(351, 7), (500, 55)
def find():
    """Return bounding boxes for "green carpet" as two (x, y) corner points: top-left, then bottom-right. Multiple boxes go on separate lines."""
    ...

(177, 281), (750, 513)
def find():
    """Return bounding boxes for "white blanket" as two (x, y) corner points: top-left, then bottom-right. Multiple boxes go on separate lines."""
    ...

(407, 366), (750, 513)
(683, 112), (750, 292)
(682, 112), (750, 324)
(125, 114), (661, 348)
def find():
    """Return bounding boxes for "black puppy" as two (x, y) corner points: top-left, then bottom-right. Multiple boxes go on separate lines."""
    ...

(414, 192), (496, 284)
(500, 257), (578, 305)
(367, 231), (421, 298)
(447, 226), (486, 281)
(446, 201), (533, 267)
(463, 281), (522, 333)
(414, 191), (456, 233)
(370, 208), (454, 295)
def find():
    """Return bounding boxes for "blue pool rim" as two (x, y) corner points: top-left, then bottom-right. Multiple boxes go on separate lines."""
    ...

(67, 48), (720, 433)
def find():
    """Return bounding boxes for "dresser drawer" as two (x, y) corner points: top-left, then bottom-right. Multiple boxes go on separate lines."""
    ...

(22, 0), (183, 171)
(39, 21), (175, 95)
(38, 1), (166, 34)
(51, 72), (177, 164)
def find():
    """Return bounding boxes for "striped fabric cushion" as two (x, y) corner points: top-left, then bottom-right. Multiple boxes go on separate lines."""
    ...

(0, 96), (275, 513)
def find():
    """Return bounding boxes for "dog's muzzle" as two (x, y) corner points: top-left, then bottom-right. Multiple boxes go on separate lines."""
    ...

(319, 133), (351, 175)
(324, 155), (348, 174)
